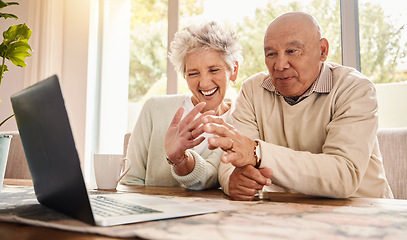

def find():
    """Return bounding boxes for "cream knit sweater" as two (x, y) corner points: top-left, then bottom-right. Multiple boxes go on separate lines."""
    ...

(121, 94), (230, 190)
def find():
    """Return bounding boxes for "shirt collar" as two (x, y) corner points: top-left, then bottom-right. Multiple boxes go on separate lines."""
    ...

(261, 63), (333, 105)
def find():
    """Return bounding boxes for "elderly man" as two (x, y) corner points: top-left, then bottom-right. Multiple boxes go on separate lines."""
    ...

(203, 11), (393, 201)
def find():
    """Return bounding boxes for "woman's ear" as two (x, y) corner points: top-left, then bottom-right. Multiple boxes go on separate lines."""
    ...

(320, 38), (329, 61)
(230, 61), (239, 82)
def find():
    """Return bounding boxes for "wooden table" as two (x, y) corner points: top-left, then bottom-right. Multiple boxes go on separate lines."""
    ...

(1, 178), (407, 240)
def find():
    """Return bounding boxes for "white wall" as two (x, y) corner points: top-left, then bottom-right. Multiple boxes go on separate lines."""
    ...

(376, 82), (407, 128)
(61, 0), (93, 172)
(0, 0), (130, 182)
(0, 0), (91, 172)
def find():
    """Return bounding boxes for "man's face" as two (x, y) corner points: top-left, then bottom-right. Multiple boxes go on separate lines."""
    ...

(264, 19), (327, 98)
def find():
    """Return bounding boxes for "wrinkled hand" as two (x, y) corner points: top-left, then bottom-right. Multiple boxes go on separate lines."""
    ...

(229, 165), (273, 201)
(202, 115), (256, 167)
(164, 102), (214, 163)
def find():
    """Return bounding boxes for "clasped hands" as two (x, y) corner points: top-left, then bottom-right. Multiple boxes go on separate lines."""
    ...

(202, 115), (272, 201)
(164, 103), (272, 200)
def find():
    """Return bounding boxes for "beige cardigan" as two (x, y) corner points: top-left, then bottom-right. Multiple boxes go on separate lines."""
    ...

(219, 62), (393, 198)
(121, 94), (230, 190)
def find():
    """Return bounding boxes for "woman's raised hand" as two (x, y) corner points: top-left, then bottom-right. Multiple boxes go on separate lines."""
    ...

(164, 102), (215, 164)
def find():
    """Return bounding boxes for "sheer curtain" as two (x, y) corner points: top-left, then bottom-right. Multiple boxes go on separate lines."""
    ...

(24, 0), (64, 87)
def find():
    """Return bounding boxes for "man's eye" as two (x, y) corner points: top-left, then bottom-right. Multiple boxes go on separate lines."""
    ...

(210, 69), (219, 73)
(287, 49), (297, 54)
(266, 52), (275, 57)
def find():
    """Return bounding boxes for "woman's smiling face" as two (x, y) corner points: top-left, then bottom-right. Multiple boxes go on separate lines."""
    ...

(185, 49), (236, 114)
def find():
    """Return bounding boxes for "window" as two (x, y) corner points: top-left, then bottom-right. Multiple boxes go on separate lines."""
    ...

(128, 0), (406, 129)
(358, 0), (407, 83)
(129, 0), (169, 103)
(358, 0), (407, 128)
(128, 0), (342, 131)
(128, 0), (205, 131)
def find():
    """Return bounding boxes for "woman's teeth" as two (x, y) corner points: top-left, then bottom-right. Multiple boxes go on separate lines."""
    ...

(201, 88), (218, 96)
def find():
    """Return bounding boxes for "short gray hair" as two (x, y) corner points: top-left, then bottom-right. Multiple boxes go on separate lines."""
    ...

(169, 21), (243, 76)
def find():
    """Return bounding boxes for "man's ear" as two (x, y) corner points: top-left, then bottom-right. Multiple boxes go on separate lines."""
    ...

(320, 38), (329, 61)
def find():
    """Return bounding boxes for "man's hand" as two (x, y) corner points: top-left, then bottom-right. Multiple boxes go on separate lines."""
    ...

(229, 165), (273, 201)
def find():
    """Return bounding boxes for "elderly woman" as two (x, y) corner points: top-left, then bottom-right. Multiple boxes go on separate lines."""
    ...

(121, 21), (243, 190)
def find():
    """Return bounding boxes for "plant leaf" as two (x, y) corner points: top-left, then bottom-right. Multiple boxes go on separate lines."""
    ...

(0, 0), (7, 8)
(7, 42), (32, 67)
(3, 23), (32, 45)
(1, 64), (8, 72)
(1, 24), (32, 67)
(0, 42), (7, 56)
(0, 13), (18, 19)
(0, 1), (19, 10)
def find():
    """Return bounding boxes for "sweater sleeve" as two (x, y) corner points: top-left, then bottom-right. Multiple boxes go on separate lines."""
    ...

(218, 162), (235, 196)
(171, 148), (222, 190)
(120, 98), (154, 185)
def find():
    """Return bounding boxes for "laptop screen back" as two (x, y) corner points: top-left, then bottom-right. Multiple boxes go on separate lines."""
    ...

(11, 75), (95, 225)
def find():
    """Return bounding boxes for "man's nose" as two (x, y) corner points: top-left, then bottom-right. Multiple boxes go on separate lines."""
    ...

(274, 55), (290, 71)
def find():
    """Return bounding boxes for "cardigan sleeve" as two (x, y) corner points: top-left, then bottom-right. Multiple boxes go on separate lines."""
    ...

(171, 148), (222, 190)
(120, 98), (154, 185)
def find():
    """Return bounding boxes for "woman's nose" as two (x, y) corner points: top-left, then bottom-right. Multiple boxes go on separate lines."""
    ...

(199, 72), (213, 86)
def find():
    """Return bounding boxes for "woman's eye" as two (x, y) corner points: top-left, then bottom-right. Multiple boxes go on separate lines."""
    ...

(210, 69), (219, 73)
(187, 72), (198, 77)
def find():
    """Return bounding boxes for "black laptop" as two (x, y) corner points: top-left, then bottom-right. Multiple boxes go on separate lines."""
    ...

(10, 75), (216, 226)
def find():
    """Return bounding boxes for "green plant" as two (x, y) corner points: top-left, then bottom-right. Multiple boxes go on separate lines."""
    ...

(0, 0), (32, 127)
